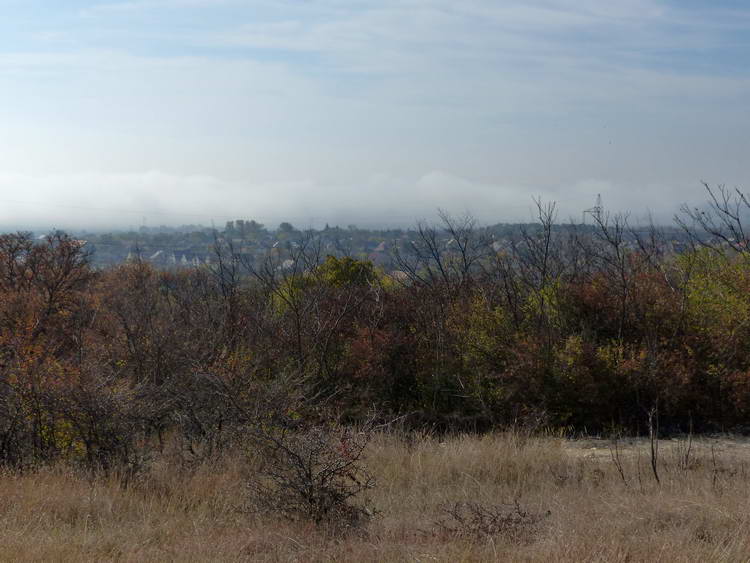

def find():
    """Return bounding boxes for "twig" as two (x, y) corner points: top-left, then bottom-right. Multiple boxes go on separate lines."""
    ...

(609, 436), (629, 488)
(648, 406), (660, 485)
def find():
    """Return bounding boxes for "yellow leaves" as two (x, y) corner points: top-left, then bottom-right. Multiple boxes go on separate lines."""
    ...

(39, 418), (80, 456)
(594, 341), (625, 372)
(680, 249), (750, 339)
(316, 255), (375, 288)
(558, 335), (584, 370)
(271, 256), (381, 314)
(448, 292), (512, 371)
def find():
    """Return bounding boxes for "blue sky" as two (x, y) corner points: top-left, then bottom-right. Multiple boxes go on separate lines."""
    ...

(0, 0), (748, 228)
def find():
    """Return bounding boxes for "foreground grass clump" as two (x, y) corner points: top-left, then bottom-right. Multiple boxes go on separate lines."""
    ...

(0, 431), (749, 561)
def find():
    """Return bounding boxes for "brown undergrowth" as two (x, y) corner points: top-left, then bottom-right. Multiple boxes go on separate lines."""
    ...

(0, 431), (748, 561)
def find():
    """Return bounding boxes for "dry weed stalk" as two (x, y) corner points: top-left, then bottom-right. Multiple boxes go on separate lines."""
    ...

(609, 435), (629, 488)
(434, 500), (549, 544)
(648, 406), (661, 485)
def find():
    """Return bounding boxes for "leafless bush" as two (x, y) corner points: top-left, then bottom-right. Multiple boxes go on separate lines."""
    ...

(677, 183), (750, 256)
(244, 416), (378, 530)
(434, 500), (549, 543)
(53, 376), (152, 476)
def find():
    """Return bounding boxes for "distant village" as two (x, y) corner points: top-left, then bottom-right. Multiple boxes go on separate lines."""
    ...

(66, 220), (402, 271)
(59, 218), (696, 272)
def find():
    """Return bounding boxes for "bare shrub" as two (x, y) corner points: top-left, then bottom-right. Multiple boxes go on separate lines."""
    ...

(244, 417), (377, 531)
(53, 376), (151, 476)
(434, 500), (549, 544)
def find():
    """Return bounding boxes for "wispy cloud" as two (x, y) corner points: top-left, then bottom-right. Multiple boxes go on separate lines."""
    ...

(79, 0), (237, 17)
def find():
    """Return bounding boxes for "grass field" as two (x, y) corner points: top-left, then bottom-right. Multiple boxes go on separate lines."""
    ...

(1, 431), (748, 562)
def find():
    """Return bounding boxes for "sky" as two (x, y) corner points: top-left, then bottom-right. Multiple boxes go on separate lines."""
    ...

(0, 0), (748, 230)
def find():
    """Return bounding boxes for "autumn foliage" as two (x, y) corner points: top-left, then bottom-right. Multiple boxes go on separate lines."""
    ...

(2, 200), (750, 470)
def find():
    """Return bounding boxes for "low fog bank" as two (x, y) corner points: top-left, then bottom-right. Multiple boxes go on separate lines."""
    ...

(0, 170), (722, 232)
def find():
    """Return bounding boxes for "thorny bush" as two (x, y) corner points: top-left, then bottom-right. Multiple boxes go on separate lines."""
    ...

(244, 415), (378, 530)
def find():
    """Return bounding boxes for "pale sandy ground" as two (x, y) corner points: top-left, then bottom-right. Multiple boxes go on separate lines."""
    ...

(566, 434), (750, 459)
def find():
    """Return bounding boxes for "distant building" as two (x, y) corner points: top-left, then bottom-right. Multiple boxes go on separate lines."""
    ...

(388, 270), (410, 284)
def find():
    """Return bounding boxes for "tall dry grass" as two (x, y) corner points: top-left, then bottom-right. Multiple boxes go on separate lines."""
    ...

(1, 431), (749, 561)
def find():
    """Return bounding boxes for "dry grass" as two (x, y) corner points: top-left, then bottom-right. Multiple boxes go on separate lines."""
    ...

(1, 431), (749, 561)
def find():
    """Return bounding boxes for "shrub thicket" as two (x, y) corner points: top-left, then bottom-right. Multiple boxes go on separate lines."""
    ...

(1, 187), (750, 475)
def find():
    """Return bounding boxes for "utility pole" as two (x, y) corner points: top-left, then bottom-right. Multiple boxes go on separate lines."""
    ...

(582, 194), (603, 224)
